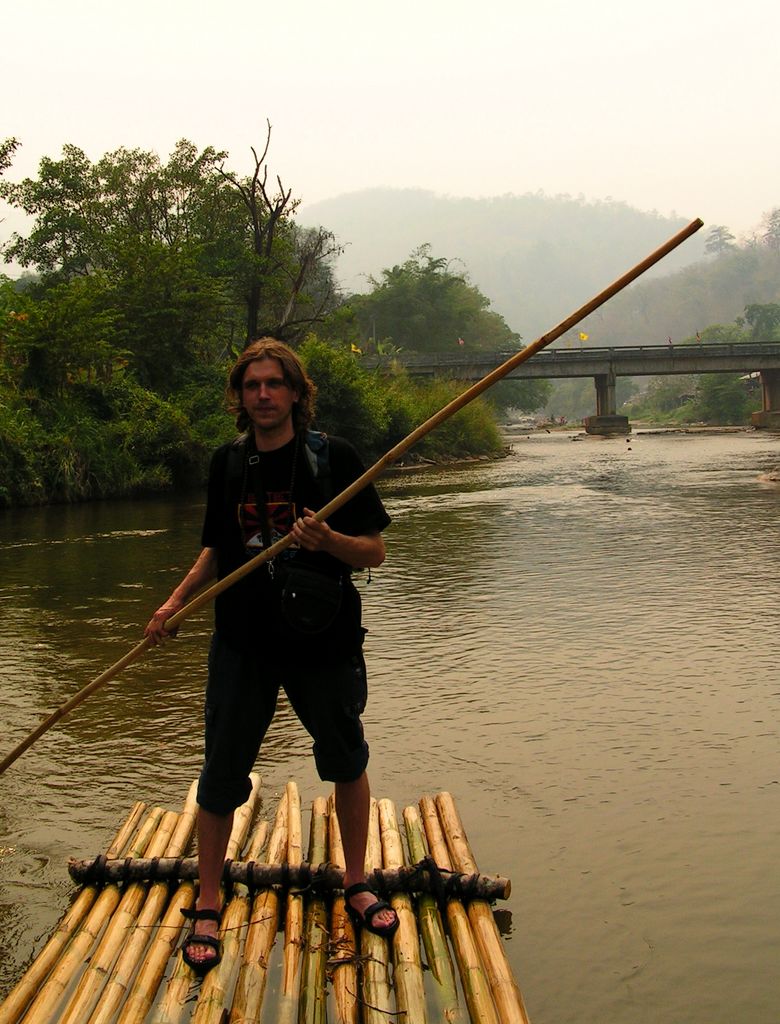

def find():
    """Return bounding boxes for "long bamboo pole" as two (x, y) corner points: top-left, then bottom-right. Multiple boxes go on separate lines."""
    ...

(278, 781), (304, 1024)
(19, 807), (166, 1024)
(298, 797), (330, 1024)
(403, 804), (463, 1024)
(153, 774), (261, 1024)
(87, 782), (199, 1024)
(420, 796), (499, 1024)
(0, 217), (703, 780)
(0, 801), (147, 1024)
(57, 809), (181, 1024)
(359, 799), (394, 1024)
(436, 793), (530, 1024)
(191, 818), (269, 1024)
(229, 791), (289, 1024)
(326, 797), (359, 1024)
(378, 798), (427, 1024)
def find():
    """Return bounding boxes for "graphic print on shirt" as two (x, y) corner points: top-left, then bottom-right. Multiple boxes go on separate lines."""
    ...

(240, 489), (297, 555)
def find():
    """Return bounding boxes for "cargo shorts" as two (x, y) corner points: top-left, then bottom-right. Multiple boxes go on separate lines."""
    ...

(196, 631), (369, 815)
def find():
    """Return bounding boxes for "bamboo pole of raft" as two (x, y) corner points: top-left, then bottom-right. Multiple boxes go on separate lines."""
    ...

(0, 801), (147, 1024)
(17, 806), (166, 1024)
(403, 805), (463, 1024)
(326, 798), (358, 1024)
(359, 799), (394, 1024)
(420, 796), (500, 1024)
(277, 781), (304, 1024)
(190, 818), (269, 1024)
(378, 798), (428, 1024)
(0, 218), (703, 782)
(435, 793), (530, 1024)
(57, 808), (181, 1024)
(298, 797), (330, 1024)
(114, 884), (195, 1024)
(229, 792), (289, 1024)
(86, 782), (199, 1024)
(153, 774), (261, 1024)
(67, 856), (510, 898)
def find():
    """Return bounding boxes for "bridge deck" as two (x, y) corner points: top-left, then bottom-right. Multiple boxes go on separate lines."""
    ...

(363, 342), (780, 380)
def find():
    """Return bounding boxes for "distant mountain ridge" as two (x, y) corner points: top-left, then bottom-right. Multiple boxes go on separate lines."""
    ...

(299, 187), (707, 341)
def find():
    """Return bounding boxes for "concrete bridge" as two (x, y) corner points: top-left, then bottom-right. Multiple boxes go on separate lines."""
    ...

(361, 342), (780, 434)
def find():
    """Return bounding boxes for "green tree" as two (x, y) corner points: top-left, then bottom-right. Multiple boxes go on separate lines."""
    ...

(299, 335), (389, 453)
(0, 137), (19, 177)
(692, 374), (753, 424)
(0, 134), (342, 384)
(743, 302), (780, 340)
(760, 208), (780, 252)
(704, 225), (736, 256)
(486, 378), (552, 414)
(697, 323), (745, 344)
(351, 245), (521, 354)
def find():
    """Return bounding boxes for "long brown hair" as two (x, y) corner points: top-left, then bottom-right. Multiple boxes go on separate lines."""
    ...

(227, 338), (317, 433)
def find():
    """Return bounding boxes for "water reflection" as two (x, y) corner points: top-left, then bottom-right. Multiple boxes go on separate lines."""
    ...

(1, 430), (779, 1023)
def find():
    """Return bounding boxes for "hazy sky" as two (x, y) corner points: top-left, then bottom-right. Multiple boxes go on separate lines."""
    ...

(4, 0), (779, 246)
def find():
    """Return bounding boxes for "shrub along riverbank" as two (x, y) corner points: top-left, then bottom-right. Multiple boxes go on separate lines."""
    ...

(0, 335), (503, 508)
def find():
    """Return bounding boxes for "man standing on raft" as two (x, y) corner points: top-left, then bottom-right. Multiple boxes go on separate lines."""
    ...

(145, 338), (398, 974)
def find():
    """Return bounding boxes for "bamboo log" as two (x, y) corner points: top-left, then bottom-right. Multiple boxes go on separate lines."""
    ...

(191, 822), (268, 1024)
(59, 810), (181, 1024)
(0, 802), (147, 1024)
(109, 802), (150, 860)
(229, 793), (289, 1024)
(297, 797), (329, 1024)
(0, 218), (703, 781)
(326, 798), (358, 1024)
(359, 799), (394, 1024)
(66, 854), (509, 899)
(87, 782), (199, 1024)
(18, 806), (166, 1024)
(278, 781), (304, 1024)
(420, 796), (500, 1024)
(404, 805), (463, 1024)
(153, 775), (261, 1024)
(436, 793), (530, 1024)
(378, 798), (427, 1024)
(115, 883), (195, 1024)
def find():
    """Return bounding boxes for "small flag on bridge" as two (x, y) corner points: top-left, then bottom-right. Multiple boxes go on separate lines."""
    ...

(579, 332), (589, 341)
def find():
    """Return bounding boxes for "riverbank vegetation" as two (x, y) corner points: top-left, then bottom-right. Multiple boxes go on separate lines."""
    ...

(0, 136), (530, 507)
(3, 136), (776, 506)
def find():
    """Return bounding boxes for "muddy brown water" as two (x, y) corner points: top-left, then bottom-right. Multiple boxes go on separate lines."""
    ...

(1, 429), (779, 1023)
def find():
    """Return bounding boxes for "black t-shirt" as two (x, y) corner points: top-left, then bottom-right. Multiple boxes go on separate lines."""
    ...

(201, 433), (390, 655)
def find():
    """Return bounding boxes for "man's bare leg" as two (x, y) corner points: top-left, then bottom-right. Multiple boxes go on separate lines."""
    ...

(184, 806), (233, 967)
(336, 772), (396, 929)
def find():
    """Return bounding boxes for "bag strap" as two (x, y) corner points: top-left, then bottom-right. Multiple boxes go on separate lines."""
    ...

(302, 429), (334, 503)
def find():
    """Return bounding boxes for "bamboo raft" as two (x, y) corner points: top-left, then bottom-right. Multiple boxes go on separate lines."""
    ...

(0, 778), (530, 1024)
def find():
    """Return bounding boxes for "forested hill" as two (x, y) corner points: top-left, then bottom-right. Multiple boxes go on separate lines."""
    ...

(300, 188), (707, 340)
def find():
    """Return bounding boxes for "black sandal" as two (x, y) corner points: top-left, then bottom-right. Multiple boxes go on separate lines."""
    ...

(180, 907), (222, 975)
(344, 882), (400, 938)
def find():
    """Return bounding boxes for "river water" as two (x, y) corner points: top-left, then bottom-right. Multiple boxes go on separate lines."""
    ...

(1, 429), (779, 1023)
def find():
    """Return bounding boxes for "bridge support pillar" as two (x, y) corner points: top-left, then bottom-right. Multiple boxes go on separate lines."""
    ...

(751, 369), (780, 430)
(584, 372), (631, 435)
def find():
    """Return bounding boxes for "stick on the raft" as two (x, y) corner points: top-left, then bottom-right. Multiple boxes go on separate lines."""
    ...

(0, 218), (703, 778)
(436, 791), (530, 1024)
